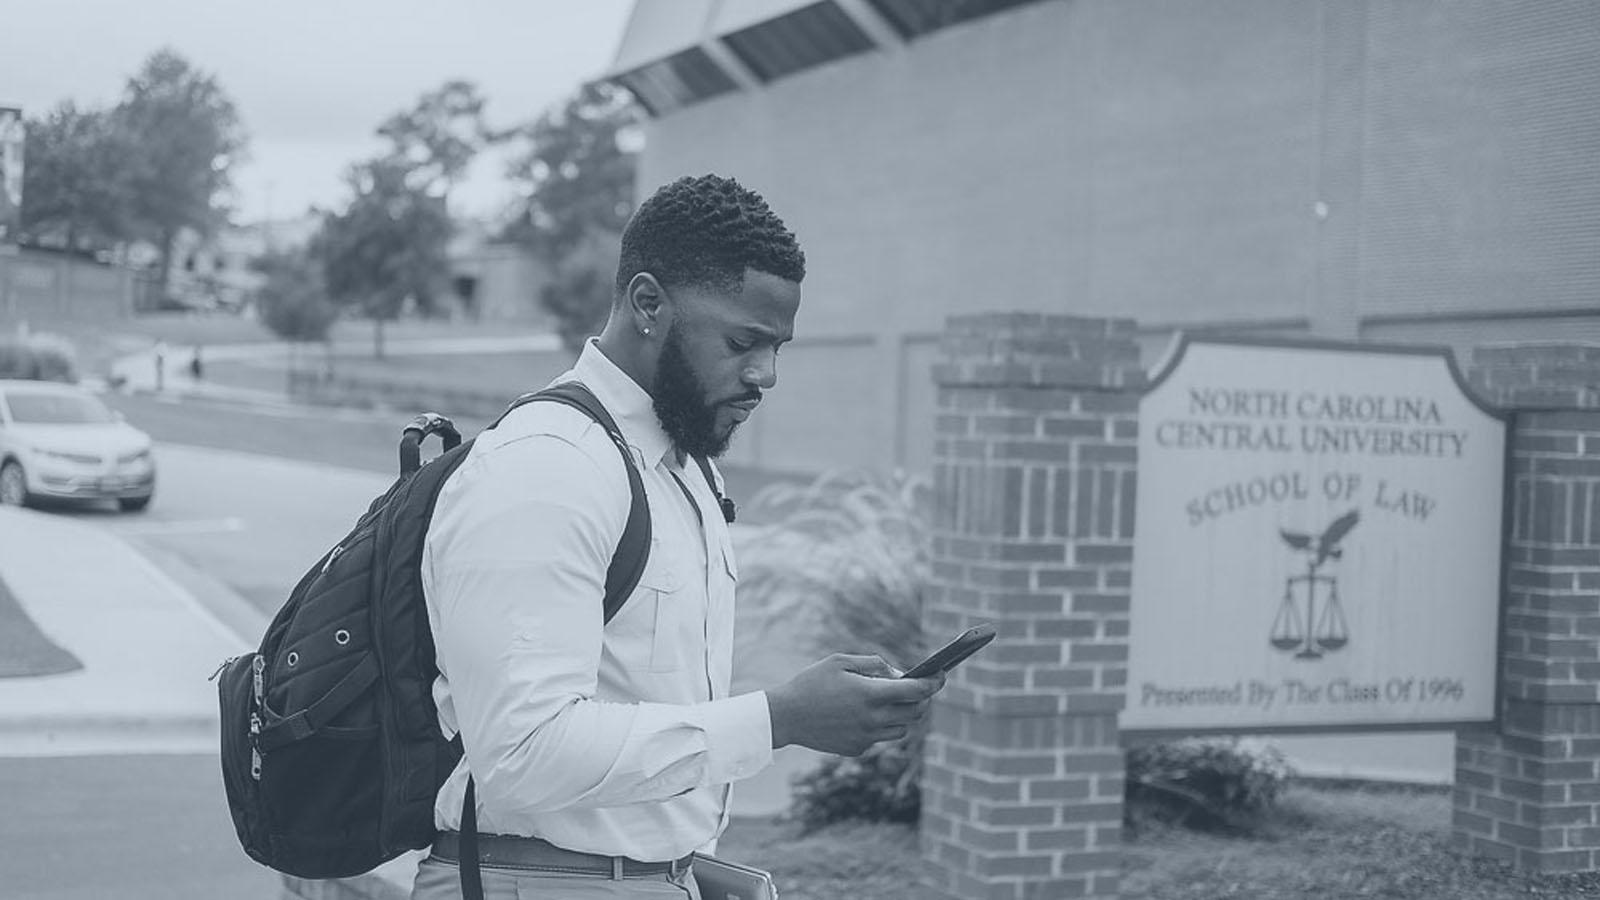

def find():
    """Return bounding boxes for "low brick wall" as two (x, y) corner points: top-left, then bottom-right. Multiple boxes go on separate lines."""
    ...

(921, 312), (1141, 900)
(1455, 343), (1600, 873)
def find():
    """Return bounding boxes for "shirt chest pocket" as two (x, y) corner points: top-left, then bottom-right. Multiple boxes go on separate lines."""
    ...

(609, 547), (696, 674)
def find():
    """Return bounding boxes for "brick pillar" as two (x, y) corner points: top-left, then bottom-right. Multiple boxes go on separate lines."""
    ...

(1456, 344), (1600, 873)
(920, 313), (1142, 900)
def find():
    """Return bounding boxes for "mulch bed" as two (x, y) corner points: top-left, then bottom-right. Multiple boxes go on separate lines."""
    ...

(0, 573), (83, 678)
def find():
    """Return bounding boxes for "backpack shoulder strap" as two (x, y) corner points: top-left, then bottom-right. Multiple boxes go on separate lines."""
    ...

(453, 383), (647, 900)
(494, 382), (650, 625)
(692, 456), (736, 524)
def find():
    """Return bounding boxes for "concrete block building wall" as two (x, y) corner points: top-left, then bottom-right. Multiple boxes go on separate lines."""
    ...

(620, 0), (1600, 477)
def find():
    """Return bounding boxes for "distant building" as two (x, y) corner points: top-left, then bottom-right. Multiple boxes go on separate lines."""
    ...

(446, 220), (559, 326)
(604, 0), (1600, 476)
(167, 215), (558, 326)
(166, 214), (322, 312)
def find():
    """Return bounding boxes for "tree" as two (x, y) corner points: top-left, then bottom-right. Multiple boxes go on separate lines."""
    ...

(252, 249), (340, 388)
(18, 102), (139, 253)
(503, 82), (640, 260)
(502, 83), (641, 353)
(539, 250), (615, 353)
(253, 249), (338, 343)
(115, 49), (246, 295)
(310, 80), (490, 358)
(312, 158), (453, 359)
(376, 80), (490, 199)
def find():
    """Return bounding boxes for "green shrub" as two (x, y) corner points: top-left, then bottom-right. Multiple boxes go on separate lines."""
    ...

(736, 470), (932, 832)
(1126, 737), (1294, 833)
(0, 333), (78, 382)
(788, 729), (924, 833)
(737, 472), (1294, 838)
(738, 469), (931, 666)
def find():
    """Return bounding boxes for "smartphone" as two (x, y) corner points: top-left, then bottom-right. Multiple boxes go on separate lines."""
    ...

(900, 623), (997, 679)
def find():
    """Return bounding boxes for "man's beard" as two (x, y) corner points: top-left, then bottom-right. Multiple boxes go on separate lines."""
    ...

(652, 323), (742, 460)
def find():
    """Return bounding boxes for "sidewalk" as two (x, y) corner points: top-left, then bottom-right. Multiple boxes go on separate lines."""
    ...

(0, 505), (405, 899)
(0, 507), (253, 756)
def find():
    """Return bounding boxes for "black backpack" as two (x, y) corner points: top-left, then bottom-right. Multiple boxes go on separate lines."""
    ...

(216, 381), (689, 881)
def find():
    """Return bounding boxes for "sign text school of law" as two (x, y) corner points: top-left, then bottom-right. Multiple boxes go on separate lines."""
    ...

(1125, 338), (1505, 733)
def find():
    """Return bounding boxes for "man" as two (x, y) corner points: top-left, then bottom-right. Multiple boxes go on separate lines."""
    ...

(415, 174), (944, 899)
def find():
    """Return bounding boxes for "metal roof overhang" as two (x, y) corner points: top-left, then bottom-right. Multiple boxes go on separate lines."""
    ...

(602, 0), (1055, 116)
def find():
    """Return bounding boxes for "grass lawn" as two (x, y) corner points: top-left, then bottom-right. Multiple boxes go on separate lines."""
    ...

(714, 785), (1600, 899)
(203, 347), (578, 398)
(0, 574), (83, 678)
(22, 310), (552, 381)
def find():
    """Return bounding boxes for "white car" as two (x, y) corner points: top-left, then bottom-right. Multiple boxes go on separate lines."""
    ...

(0, 379), (156, 512)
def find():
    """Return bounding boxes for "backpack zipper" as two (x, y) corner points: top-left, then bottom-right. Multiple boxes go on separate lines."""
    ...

(250, 655), (266, 780)
(208, 656), (238, 682)
(319, 528), (375, 575)
(321, 543), (346, 575)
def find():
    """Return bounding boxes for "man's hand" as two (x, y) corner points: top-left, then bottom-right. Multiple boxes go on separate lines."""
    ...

(766, 654), (946, 756)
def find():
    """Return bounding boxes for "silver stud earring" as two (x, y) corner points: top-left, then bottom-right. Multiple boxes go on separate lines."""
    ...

(641, 327), (651, 337)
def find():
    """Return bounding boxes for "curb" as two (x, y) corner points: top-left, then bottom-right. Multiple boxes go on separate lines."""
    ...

(126, 536), (272, 644)
(0, 712), (218, 756)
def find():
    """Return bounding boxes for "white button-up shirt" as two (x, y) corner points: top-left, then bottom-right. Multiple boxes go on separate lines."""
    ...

(422, 340), (773, 861)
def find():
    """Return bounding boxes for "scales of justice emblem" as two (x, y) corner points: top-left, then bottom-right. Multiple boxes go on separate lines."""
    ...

(1272, 510), (1359, 659)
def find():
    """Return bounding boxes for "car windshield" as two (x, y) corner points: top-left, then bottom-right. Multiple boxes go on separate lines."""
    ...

(5, 391), (117, 425)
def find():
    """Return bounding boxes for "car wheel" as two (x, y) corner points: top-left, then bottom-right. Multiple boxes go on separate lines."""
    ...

(0, 461), (31, 508)
(118, 496), (152, 513)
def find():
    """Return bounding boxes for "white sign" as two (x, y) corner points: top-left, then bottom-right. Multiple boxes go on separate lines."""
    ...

(1125, 338), (1505, 733)
(0, 107), (22, 244)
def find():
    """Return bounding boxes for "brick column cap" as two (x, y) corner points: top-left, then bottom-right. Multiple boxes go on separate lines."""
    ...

(936, 312), (1144, 391)
(1469, 341), (1600, 411)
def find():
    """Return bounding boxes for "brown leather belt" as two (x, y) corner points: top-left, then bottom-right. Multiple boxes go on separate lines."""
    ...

(432, 832), (695, 879)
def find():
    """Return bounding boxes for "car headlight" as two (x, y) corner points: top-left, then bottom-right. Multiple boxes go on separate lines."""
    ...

(118, 449), (153, 466)
(35, 448), (102, 465)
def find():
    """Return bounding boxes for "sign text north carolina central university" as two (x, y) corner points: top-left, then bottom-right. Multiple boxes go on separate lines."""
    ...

(1125, 338), (1505, 733)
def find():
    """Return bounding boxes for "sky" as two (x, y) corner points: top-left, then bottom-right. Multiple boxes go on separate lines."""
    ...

(0, 0), (637, 224)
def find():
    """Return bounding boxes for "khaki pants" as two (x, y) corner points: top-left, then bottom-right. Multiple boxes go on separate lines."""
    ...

(411, 855), (701, 900)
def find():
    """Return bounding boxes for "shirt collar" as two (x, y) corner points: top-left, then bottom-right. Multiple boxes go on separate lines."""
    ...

(566, 338), (676, 469)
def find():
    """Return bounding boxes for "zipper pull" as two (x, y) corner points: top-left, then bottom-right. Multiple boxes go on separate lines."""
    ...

(248, 655), (266, 781)
(321, 544), (346, 575)
(207, 656), (238, 682)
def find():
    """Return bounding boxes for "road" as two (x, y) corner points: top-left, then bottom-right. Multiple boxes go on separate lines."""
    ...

(104, 390), (489, 481)
(0, 755), (281, 900)
(55, 433), (393, 616)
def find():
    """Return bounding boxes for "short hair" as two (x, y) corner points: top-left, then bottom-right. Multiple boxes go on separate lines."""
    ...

(615, 174), (806, 298)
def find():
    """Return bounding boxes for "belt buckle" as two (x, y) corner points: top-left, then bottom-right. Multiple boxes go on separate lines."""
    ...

(611, 856), (625, 881)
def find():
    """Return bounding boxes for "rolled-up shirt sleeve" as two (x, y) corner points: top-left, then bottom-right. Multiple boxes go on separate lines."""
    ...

(424, 431), (772, 820)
